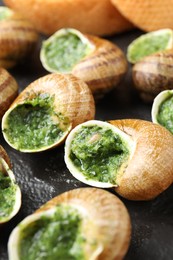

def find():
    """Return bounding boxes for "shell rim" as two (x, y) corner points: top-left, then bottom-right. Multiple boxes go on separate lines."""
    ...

(151, 89), (173, 124)
(64, 119), (135, 188)
(0, 157), (21, 224)
(1, 103), (72, 153)
(127, 28), (173, 64)
(40, 28), (95, 73)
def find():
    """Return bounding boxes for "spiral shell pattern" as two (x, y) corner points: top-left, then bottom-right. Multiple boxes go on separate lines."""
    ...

(0, 9), (39, 68)
(2, 73), (95, 152)
(133, 49), (173, 102)
(72, 35), (128, 99)
(0, 67), (18, 119)
(109, 119), (173, 200)
(10, 73), (95, 128)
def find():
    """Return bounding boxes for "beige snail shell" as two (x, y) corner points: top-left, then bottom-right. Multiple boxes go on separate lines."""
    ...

(0, 145), (21, 224)
(132, 49), (173, 102)
(40, 28), (128, 99)
(65, 119), (173, 200)
(0, 67), (18, 120)
(8, 187), (131, 260)
(2, 73), (95, 152)
(0, 6), (39, 69)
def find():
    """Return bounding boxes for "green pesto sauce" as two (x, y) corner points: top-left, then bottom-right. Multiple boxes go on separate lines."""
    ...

(157, 95), (173, 134)
(128, 32), (171, 63)
(0, 7), (12, 21)
(43, 32), (92, 72)
(19, 205), (85, 260)
(3, 94), (70, 150)
(70, 125), (129, 184)
(0, 171), (17, 221)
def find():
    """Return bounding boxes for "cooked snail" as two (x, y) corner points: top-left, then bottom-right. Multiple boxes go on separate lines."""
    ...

(8, 187), (131, 260)
(65, 119), (173, 200)
(151, 89), (173, 134)
(0, 6), (39, 69)
(0, 67), (18, 119)
(132, 49), (173, 102)
(40, 28), (128, 99)
(127, 29), (173, 64)
(2, 73), (95, 152)
(0, 145), (21, 224)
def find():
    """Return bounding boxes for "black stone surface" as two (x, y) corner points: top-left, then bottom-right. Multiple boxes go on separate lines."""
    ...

(0, 1), (173, 259)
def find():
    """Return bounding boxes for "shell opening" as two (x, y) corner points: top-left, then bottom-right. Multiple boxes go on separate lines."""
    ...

(40, 28), (95, 73)
(2, 93), (71, 152)
(0, 158), (21, 223)
(152, 90), (173, 134)
(8, 204), (102, 260)
(65, 120), (134, 188)
(127, 29), (173, 63)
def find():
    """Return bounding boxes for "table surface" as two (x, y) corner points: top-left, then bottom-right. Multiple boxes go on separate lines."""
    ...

(0, 2), (173, 260)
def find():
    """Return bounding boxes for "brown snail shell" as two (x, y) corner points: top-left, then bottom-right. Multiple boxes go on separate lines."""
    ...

(65, 119), (173, 200)
(8, 187), (131, 260)
(0, 6), (39, 69)
(0, 145), (21, 224)
(0, 67), (18, 120)
(40, 28), (128, 99)
(2, 73), (95, 152)
(109, 119), (173, 200)
(132, 49), (173, 102)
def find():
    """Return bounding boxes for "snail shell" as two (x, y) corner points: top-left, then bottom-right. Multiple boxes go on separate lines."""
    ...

(132, 49), (173, 102)
(8, 187), (131, 260)
(2, 73), (95, 152)
(0, 145), (21, 224)
(40, 28), (127, 99)
(151, 89), (173, 133)
(0, 67), (18, 120)
(0, 6), (39, 69)
(65, 119), (173, 200)
(110, 119), (173, 200)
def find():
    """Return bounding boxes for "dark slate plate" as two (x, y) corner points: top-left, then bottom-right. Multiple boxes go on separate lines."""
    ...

(0, 2), (173, 259)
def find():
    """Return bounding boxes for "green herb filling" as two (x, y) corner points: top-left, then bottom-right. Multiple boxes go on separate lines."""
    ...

(0, 171), (17, 221)
(19, 205), (85, 260)
(128, 32), (171, 63)
(157, 94), (173, 134)
(69, 125), (130, 184)
(43, 32), (92, 72)
(3, 94), (70, 150)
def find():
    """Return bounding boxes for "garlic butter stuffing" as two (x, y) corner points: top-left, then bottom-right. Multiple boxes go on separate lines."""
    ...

(65, 119), (173, 201)
(65, 120), (134, 188)
(11, 205), (89, 260)
(127, 29), (173, 102)
(40, 28), (127, 99)
(8, 188), (131, 260)
(3, 93), (70, 151)
(152, 90), (173, 134)
(0, 146), (21, 224)
(2, 73), (95, 153)
(41, 28), (94, 73)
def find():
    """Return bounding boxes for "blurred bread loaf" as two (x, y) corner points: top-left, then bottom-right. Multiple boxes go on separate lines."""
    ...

(3, 0), (133, 36)
(111, 0), (173, 32)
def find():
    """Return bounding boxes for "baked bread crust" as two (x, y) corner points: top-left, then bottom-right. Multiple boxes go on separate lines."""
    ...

(3, 0), (133, 35)
(111, 0), (173, 32)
